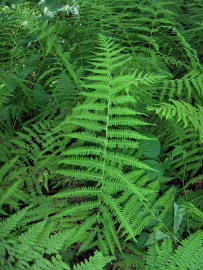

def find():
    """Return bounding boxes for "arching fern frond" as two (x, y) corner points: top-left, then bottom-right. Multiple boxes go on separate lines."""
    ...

(42, 33), (177, 256)
(156, 69), (203, 102)
(147, 99), (203, 143)
(159, 25), (203, 71)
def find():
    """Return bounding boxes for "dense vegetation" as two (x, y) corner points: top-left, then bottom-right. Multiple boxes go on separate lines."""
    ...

(0, 0), (203, 269)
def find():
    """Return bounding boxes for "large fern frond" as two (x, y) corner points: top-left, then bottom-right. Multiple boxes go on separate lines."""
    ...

(40, 33), (178, 256)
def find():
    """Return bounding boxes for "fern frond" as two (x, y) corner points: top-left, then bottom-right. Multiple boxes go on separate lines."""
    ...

(52, 187), (101, 198)
(100, 204), (122, 254)
(0, 129), (15, 164)
(182, 188), (203, 210)
(73, 250), (115, 270)
(42, 33), (169, 256)
(0, 156), (30, 215)
(1, 212), (76, 269)
(0, 155), (19, 183)
(0, 205), (32, 240)
(146, 230), (203, 269)
(63, 213), (100, 248)
(147, 99), (203, 142)
(187, 202), (203, 223)
(53, 200), (100, 219)
(122, 186), (175, 241)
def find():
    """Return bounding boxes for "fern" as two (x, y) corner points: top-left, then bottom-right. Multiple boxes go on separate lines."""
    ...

(184, 0), (203, 55)
(73, 250), (114, 270)
(155, 69), (203, 103)
(150, 120), (203, 188)
(0, 195), (114, 269)
(0, 129), (15, 164)
(145, 230), (203, 269)
(1, 208), (114, 269)
(38, 33), (179, 257)
(147, 99), (203, 143)
(1, 0), (203, 269)
(0, 156), (28, 215)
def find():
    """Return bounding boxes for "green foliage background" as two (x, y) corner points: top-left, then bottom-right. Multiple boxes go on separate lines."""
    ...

(0, 0), (203, 269)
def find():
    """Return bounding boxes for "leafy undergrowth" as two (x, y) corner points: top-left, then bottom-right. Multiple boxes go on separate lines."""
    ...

(0, 0), (203, 269)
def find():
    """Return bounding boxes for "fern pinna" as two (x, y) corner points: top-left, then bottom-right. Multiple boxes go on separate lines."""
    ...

(43, 34), (176, 256)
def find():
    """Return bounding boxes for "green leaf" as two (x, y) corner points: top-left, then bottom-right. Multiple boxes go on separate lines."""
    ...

(143, 160), (165, 180)
(137, 131), (161, 158)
